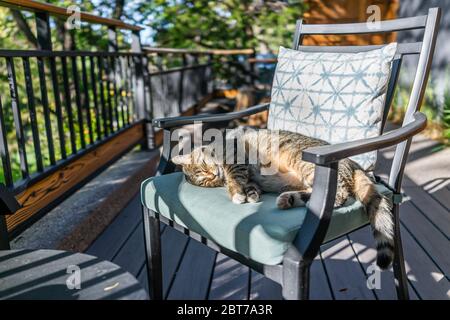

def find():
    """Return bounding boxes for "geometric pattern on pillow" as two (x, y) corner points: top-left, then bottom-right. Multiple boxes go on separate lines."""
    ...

(268, 43), (397, 170)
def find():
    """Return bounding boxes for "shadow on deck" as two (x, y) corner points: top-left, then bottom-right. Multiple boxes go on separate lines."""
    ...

(86, 131), (450, 300)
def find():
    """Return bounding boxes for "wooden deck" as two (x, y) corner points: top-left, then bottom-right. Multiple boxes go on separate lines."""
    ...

(86, 133), (450, 300)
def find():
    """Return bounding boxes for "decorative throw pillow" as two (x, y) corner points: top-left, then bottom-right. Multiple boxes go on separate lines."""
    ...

(267, 43), (397, 170)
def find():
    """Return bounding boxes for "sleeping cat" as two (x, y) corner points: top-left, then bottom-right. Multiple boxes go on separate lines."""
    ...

(171, 128), (394, 269)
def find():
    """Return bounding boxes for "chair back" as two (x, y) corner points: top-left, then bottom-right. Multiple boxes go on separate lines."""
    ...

(283, 8), (441, 190)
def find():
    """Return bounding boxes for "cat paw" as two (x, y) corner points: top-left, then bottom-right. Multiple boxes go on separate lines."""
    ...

(276, 192), (305, 210)
(232, 193), (247, 204)
(276, 193), (295, 209)
(246, 190), (260, 203)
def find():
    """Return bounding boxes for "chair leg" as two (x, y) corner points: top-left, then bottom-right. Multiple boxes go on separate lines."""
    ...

(282, 257), (311, 300)
(392, 203), (409, 300)
(142, 206), (163, 300)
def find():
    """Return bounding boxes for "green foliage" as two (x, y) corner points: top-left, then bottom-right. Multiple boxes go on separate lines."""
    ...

(140, 0), (307, 51)
(443, 81), (450, 143)
(390, 71), (450, 145)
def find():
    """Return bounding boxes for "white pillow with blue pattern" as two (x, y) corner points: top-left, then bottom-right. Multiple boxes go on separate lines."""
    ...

(268, 43), (398, 170)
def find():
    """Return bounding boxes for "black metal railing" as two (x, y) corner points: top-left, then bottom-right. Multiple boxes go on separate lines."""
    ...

(144, 49), (214, 120)
(0, 51), (142, 191)
(0, 1), (257, 239)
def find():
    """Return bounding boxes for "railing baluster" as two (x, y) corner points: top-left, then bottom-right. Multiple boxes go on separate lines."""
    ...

(81, 56), (94, 144)
(6, 57), (28, 179)
(89, 56), (101, 140)
(178, 53), (186, 114)
(97, 56), (109, 137)
(61, 56), (77, 154)
(118, 56), (126, 127)
(121, 56), (130, 125)
(22, 57), (43, 172)
(127, 55), (135, 123)
(71, 56), (86, 149)
(37, 57), (56, 165)
(109, 55), (121, 129)
(103, 56), (114, 133)
(0, 96), (13, 187)
(49, 57), (66, 159)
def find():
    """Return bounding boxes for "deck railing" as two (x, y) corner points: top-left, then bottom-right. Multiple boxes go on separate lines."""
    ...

(0, 0), (254, 243)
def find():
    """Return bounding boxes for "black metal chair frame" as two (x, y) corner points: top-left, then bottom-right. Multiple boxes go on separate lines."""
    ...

(142, 8), (441, 300)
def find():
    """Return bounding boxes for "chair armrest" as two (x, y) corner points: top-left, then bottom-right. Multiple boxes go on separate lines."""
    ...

(302, 112), (427, 165)
(152, 103), (270, 129)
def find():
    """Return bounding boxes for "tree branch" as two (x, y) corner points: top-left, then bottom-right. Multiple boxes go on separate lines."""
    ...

(113, 0), (125, 19)
(10, 10), (38, 48)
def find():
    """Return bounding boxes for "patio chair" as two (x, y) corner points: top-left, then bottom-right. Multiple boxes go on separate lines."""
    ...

(141, 8), (441, 300)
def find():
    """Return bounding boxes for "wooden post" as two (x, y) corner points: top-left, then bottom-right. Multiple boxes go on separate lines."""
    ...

(249, 50), (256, 87)
(178, 53), (187, 114)
(132, 30), (154, 149)
(0, 184), (21, 250)
(208, 53), (215, 94)
(35, 12), (52, 50)
(0, 215), (9, 250)
(108, 26), (118, 52)
(108, 27), (118, 131)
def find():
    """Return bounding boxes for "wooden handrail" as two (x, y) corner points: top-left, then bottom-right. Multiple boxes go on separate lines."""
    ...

(0, 0), (143, 31)
(143, 47), (254, 55)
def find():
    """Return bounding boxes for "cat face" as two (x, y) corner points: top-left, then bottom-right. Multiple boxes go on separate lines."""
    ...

(171, 146), (224, 187)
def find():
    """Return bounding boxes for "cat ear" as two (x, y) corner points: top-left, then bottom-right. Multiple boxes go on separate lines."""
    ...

(171, 154), (191, 165)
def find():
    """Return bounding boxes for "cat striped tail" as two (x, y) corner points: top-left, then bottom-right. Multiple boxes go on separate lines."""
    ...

(353, 169), (394, 269)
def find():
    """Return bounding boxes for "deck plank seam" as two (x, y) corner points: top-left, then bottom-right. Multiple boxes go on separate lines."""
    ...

(400, 220), (449, 282)
(318, 248), (336, 300)
(346, 234), (379, 300)
(428, 192), (450, 212)
(407, 197), (449, 240)
(111, 221), (143, 261)
(136, 224), (167, 281)
(205, 251), (219, 300)
(165, 235), (191, 299)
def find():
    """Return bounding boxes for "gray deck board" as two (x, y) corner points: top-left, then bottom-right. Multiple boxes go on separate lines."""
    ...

(86, 196), (142, 260)
(249, 270), (283, 300)
(348, 226), (419, 300)
(309, 256), (334, 300)
(160, 227), (190, 298)
(422, 177), (450, 211)
(208, 253), (250, 300)
(400, 225), (449, 299)
(400, 202), (450, 277)
(167, 239), (217, 300)
(403, 186), (450, 238)
(112, 222), (146, 277)
(320, 237), (377, 300)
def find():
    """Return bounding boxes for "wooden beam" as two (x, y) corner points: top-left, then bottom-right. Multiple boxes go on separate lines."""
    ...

(6, 123), (144, 233)
(0, 0), (143, 31)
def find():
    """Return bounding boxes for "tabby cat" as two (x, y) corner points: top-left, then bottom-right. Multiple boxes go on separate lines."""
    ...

(171, 128), (394, 269)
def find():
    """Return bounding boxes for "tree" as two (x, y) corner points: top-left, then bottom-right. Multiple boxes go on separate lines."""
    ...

(139, 0), (307, 53)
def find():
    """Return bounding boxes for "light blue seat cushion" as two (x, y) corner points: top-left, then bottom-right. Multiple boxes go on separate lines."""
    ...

(141, 172), (392, 265)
